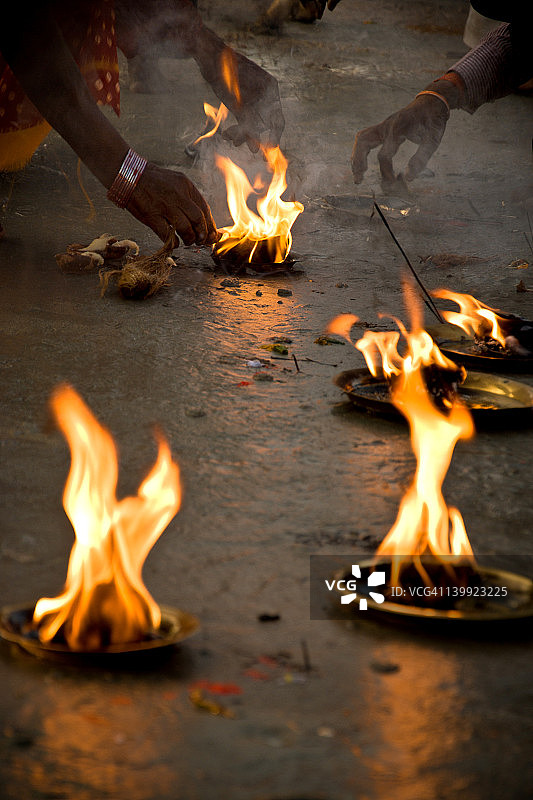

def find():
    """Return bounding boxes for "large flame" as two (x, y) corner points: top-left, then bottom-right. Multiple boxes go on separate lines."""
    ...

(214, 146), (303, 263)
(431, 288), (507, 347)
(33, 385), (181, 651)
(194, 42), (302, 264)
(328, 313), (475, 585)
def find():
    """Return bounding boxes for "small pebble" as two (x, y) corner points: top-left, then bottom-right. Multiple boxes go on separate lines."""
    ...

(257, 612), (281, 622)
(185, 408), (206, 418)
(220, 278), (240, 287)
(253, 372), (274, 382)
(335, 282), (348, 288)
(370, 661), (400, 674)
(256, 290), (263, 296)
(277, 288), (293, 297)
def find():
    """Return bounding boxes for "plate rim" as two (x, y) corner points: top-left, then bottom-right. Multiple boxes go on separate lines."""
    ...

(0, 603), (200, 658)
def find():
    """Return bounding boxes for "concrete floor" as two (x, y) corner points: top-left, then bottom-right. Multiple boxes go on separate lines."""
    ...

(1, 1), (533, 798)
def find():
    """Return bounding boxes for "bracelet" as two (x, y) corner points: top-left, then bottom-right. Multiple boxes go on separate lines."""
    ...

(107, 148), (148, 208)
(435, 71), (464, 92)
(414, 90), (450, 113)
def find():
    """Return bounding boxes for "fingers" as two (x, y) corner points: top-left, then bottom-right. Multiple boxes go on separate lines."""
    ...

(223, 124), (249, 149)
(404, 119), (447, 181)
(352, 98), (447, 184)
(223, 102), (285, 152)
(377, 119), (405, 184)
(351, 123), (386, 183)
(267, 106), (285, 148)
(126, 164), (218, 246)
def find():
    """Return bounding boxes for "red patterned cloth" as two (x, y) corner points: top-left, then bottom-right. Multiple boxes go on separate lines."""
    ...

(0, 0), (120, 170)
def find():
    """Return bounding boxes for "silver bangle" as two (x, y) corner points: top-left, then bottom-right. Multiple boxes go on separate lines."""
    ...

(107, 148), (148, 208)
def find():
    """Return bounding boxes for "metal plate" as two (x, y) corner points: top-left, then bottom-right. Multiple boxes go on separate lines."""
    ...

(211, 250), (300, 276)
(428, 323), (533, 373)
(334, 559), (533, 626)
(334, 368), (533, 428)
(0, 604), (199, 663)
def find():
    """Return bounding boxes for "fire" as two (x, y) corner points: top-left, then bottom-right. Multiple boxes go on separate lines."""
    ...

(327, 312), (475, 586)
(32, 385), (181, 651)
(431, 288), (507, 347)
(193, 42), (302, 264)
(221, 47), (241, 106)
(214, 146), (303, 263)
(194, 102), (229, 145)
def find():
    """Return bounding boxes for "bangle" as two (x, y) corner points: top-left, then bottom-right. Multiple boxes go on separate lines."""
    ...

(414, 90), (450, 113)
(107, 148), (147, 208)
(435, 71), (464, 91)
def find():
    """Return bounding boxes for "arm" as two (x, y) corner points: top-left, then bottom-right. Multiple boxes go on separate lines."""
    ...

(0, 1), (217, 245)
(190, 27), (285, 152)
(352, 10), (532, 185)
(157, 0), (285, 151)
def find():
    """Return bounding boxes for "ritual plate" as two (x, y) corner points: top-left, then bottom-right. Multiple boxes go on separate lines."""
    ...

(0, 604), (199, 663)
(211, 250), (300, 276)
(333, 368), (533, 428)
(333, 558), (533, 627)
(428, 323), (533, 373)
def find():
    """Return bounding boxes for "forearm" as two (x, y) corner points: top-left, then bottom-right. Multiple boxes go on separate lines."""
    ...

(449, 23), (515, 111)
(0, 2), (128, 187)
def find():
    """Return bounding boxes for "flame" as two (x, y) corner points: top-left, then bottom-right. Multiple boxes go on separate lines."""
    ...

(221, 47), (241, 106)
(33, 385), (181, 651)
(194, 102), (229, 145)
(328, 312), (475, 586)
(194, 44), (302, 263)
(432, 288), (507, 347)
(327, 313), (457, 380)
(214, 146), (303, 263)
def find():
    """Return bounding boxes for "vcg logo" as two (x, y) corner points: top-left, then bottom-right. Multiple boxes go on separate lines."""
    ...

(325, 564), (386, 610)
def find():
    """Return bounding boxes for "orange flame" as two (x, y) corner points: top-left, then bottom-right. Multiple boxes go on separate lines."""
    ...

(431, 288), (507, 347)
(193, 102), (229, 145)
(221, 47), (241, 105)
(215, 146), (303, 263)
(32, 385), (181, 651)
(193, 47), (240, 146)
(328, 312), (475, 585)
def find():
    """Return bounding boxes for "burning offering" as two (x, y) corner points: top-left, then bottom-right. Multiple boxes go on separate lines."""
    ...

(331, 315), (533, 427)
(327, 310), (533, 623)
(431, 289), (533, 371)
(212, 145), (303, 272)
(192, 47), (303, 273)
(0, 386), (198, 659)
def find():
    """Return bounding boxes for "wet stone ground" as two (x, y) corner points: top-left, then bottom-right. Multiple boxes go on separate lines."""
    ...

(1, 2), (532, 799)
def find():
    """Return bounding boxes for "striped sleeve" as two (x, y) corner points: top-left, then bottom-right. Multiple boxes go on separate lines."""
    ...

(450, 23), (514, 112)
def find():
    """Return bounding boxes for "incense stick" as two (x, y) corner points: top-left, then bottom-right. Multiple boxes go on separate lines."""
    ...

(372, 202), (444, 324)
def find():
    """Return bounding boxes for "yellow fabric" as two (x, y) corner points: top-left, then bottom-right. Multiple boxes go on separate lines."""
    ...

(0, 121), (52, 171)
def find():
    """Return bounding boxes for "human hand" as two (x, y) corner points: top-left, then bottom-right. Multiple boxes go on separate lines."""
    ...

(351, 93), (450, 185)
(126, 163), (218, 245)
(221, 55), (285, 153)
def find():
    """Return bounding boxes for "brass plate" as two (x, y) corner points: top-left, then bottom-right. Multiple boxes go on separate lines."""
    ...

(334, 368), (533, 428)
(0, 604), (199, 662)
(334, 559), (533, 624)
(428, 323), (533, 373)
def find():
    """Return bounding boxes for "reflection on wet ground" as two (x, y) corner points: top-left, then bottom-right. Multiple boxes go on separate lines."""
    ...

(1, 0), (533, 798)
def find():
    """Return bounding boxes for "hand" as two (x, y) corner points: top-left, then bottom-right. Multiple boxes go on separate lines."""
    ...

(126, 163), (218, 245)
(351, 93), (450, 185)
(221, 55), (285, 153)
